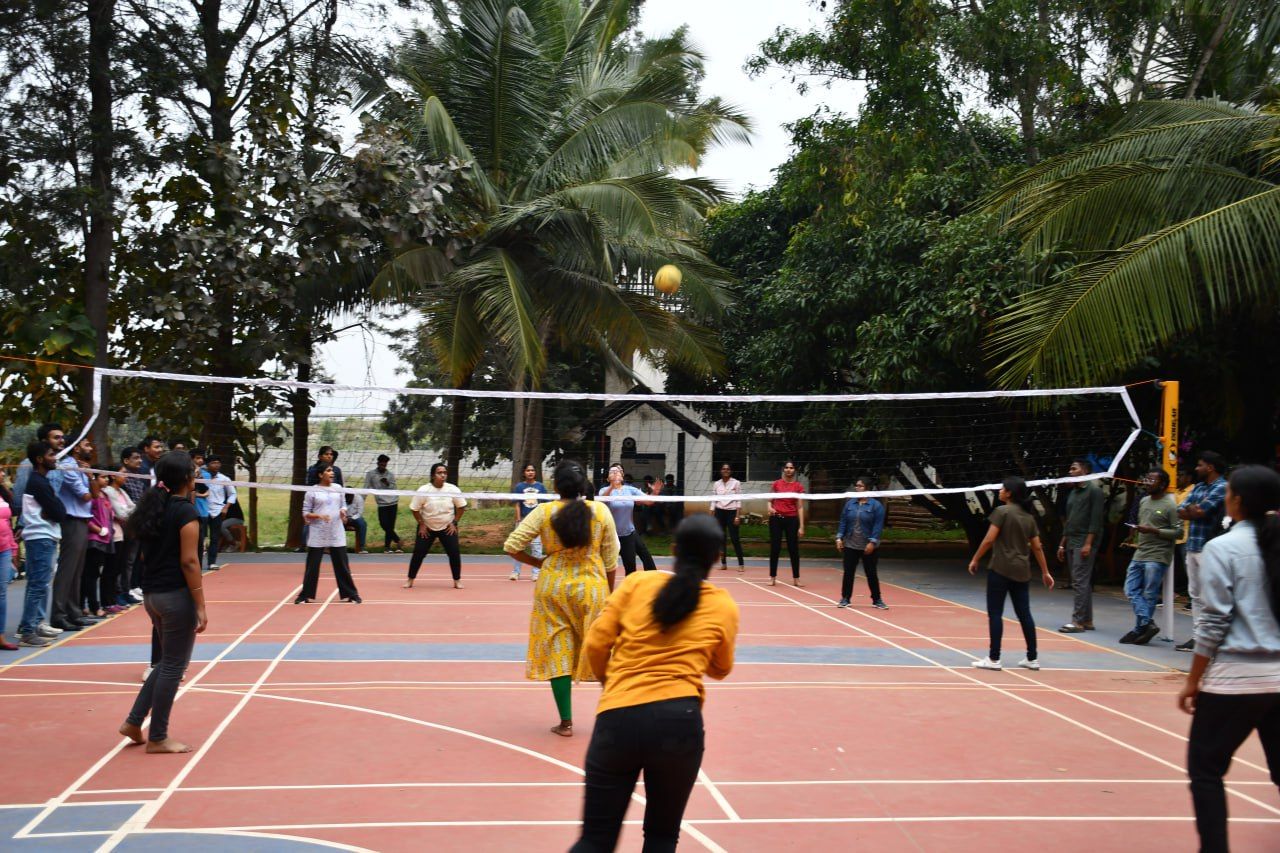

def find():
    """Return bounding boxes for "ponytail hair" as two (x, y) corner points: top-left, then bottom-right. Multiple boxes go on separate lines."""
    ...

(127, 451), (195, 541)
(1002, 475), (1034, 513)
(653, 514), (722, 629)
(550, 459), (592, 548)
(1225, 465), (1280, 619)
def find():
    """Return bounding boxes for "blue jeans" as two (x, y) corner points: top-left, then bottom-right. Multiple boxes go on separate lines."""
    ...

(18, 537), (57, 636)
(0, 549), (12, 639)
(1124, 560), (1167, 628)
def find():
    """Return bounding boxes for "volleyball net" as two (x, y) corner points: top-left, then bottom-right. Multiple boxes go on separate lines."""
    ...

(61, 368), (1144, 506)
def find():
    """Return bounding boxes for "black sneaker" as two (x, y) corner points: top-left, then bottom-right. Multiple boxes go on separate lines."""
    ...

(1134, 623), (1161, 645)
(1176, 639), (1195, 652)
(1118, 629), (1140, 644)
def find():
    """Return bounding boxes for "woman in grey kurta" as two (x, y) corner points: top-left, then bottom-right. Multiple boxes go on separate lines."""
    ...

(298, 465), (361, 604)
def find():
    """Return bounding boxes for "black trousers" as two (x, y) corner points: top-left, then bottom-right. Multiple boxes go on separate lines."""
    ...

(986, 571), (1037, 662)
(301, 546), (360, 600)
(51, 518), (88, 625)
(714, 509), (743, 566)
(377, 504), (402, 548)
(126, 588), (197, 742)
(205, 515), (224, 567)
(82, 548), (118, 613)
(840, 548), (881, 601)
(1188, 691), (1280, 853)
(768, 515), (800, 578)
(122, 537), (143, 591)
(408, 528), (462, 580)
(619, 530), (656, 575)
(571, 697), (704, 853)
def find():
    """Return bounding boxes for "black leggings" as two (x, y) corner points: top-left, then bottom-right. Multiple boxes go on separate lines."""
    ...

(619, 530), (656, 575)
(301, 546), (360, 600)
(127, 588), (197, 742)
(1188, 691), (1280, 853)
(377, 504), (402, 549)
(841, 548), (880, 601)
(82, 548), (116, 612)
(408, 528), (462, 580)
(768, 515), (800, 578)
(714, 509), (743, 566)
(986, 571), (1037, 662)
(571, 697), (704, 853)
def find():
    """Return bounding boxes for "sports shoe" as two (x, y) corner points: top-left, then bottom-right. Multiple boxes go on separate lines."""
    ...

(1058, 623), (1086, 633)
(1118, 629), (1140, 644)
(836, 598), (851, 608)
(129, 588), (143, 599)
(971, 657), (1002, 670)
(141, 666), (154, 682)
(509, 569), (520, 581)
(872, 600), (889, 610)
(531, 571), (540, 581)
(1017, 658), (1041, 671)
(207, 563), (222, 571)
(1176, 639), (1195, 652)
(19, 634), (50, 647)
(37, 624), (62, 638)
(1134, 623), (1160, 645)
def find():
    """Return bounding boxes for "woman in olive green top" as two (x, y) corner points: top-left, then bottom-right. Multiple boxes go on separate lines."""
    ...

(968, 476), (1055, 671)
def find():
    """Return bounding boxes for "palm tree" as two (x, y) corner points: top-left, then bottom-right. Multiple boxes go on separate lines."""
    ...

(981, 98), (1280, 390)
(359, 0), (749, 469)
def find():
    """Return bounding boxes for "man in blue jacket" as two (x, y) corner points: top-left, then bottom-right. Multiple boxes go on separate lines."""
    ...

(835, 476), (887, 610)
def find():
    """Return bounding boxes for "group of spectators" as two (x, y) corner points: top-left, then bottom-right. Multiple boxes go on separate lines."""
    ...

(1, 426), (237, 649)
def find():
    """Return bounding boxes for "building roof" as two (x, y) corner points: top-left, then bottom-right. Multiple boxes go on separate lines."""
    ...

(576, 385), (706, 439)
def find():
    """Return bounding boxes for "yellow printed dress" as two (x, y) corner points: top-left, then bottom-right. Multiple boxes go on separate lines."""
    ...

(504, 499), (619, 682)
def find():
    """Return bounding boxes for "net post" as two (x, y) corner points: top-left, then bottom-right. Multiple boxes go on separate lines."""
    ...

(1157, 380), (1180, 642)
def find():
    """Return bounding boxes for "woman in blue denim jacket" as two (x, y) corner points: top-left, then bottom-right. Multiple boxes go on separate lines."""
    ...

(836, 476), (887, 609)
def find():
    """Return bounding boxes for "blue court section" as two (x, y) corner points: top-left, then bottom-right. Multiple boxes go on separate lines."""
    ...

(13, 638), (1170, 672)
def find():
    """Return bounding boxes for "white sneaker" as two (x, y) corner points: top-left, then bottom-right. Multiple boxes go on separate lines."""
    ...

(130, 588), (143, 599)
(971, 657), (1002, 670)
(38, 624), (63, 637)
(1017, 658), (1041, 671)
(141, 666), (153, 683)
(531, 571), (540, 582)
(509, 569), (520, 581)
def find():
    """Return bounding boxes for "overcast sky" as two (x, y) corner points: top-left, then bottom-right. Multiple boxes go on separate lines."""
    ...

(317, 0), (864, 390)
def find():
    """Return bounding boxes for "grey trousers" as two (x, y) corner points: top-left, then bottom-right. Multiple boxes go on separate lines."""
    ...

(1186, 551), (1204, 634)
(51, 518), (89, 625)
(1067, 546), (1097, 625)
(126, 588), (197, 742)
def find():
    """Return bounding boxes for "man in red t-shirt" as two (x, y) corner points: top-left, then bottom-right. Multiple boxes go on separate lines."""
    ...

(769, 461), (806, 586)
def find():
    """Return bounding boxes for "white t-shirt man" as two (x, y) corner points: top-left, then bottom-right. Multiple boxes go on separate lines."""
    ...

(409, 482), (467, 531)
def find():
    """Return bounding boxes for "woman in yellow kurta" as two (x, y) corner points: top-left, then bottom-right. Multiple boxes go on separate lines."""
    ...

(504, 460), (619, 737)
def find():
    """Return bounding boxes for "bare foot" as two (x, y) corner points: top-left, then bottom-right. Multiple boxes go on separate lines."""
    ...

(402, 580), (414, 589)
(119, 722), (145, 745)
(550, 722), (573, 737)
(146, 737), (193, 754)
(768, 577), (777, 586)
(793, 579), (806, 588)
(453, 580), (464, 589)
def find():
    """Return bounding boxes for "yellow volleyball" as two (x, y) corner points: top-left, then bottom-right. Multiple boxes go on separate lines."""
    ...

(654, 264), (682, 295)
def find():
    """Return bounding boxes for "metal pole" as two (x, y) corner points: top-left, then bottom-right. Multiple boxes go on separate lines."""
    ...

(1157, 380), (1179, 642)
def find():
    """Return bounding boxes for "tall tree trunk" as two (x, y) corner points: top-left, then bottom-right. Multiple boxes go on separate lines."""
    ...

(446, 373), (474, 486)
(286, 335), (313, 548)
(84, 0), (115, 457)
(1130, 17), (1161, 102)
(1186, 0), (1240, 98)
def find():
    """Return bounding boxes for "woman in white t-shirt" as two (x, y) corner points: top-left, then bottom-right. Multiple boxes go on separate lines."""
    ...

(297, 465), (361, 604)
(711, 463), (744, 571)
(404, 462), (468, 589)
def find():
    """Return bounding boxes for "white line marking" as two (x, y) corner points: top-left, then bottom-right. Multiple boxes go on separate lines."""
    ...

(697, 769), (741, 822)
(11, 580), (303, 840)
(179, 685), (727, 853)
(738, 579), (1280, 818)
(787, 580), (1276, 777)
(97, 589), (341, 851)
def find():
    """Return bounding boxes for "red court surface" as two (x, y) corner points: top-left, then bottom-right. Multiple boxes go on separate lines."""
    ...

(2, 557), (1277, 852)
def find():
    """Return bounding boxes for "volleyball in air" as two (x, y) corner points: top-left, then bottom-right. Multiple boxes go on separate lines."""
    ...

(654, 264), (682, 295)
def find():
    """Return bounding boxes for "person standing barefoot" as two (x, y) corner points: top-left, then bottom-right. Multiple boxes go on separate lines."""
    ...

(768, 460), (806, 587)
(118, 451), (208, 754)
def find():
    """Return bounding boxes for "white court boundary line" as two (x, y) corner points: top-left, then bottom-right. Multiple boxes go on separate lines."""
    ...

(737, 578), (1280, 818)
(173, 685), (730, 853)
(96, 589), (341, 851)
(11, 579), (304, 840)
(792, 578), (1275, 777)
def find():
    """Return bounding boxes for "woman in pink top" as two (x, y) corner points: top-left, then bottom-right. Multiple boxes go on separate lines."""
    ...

(82, 472), (118, 617)
(0, 471), (19, 650)
(711, 463), (744, 572)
